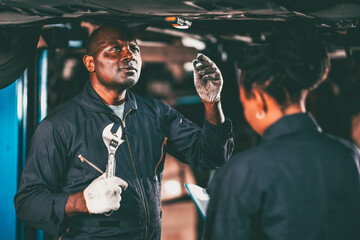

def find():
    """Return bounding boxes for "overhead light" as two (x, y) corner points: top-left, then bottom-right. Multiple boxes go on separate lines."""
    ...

(68, 40), (83, 48)
(172, 24), (190, 30)
(232, 34), (252, 43)
(328, 49), (347, 59)
(165, 17), (177, 22)
(165, 16), (192, 30)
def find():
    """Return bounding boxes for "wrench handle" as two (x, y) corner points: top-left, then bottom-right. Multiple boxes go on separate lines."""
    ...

(105, 153), (116, 178)
(105, 153), (115, 217)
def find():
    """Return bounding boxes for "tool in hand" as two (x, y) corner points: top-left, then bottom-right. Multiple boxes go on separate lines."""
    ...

(102, 122), (125, 216)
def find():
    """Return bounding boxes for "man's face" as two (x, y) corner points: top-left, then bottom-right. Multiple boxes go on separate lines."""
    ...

(90, 27), (142, 91)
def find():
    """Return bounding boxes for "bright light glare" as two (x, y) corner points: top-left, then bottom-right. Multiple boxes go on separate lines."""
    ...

(173, 24), (190, 30)
(68, 40), (83, 48)
(40, 50), (48, 121)
(181, 37), (206, 50)
(183, 62), (193, 72)
(164, 180), (182, 197)
(328, 49), (346, 59)
(16, 80), (23, 121)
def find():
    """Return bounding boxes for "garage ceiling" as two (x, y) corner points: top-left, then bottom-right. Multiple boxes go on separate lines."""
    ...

(0, 0), (358, 27)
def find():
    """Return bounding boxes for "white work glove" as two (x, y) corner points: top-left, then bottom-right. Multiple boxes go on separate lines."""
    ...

(83, 174), (128, 214)
(193, 53), (223, 103)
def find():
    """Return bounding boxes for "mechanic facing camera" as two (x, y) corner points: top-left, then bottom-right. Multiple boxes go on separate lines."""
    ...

(14, 25), (234, 239)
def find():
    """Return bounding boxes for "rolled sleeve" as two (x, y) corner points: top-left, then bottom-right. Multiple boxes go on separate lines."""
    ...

(203, 117), (233, 143)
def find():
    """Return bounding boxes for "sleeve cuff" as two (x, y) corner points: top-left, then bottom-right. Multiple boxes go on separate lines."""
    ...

(204, 117), (233, 139)
(53, 192), (70, 224)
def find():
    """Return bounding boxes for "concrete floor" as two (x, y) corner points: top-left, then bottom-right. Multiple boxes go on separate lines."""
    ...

(160, 154), (198, 240)
(161, 201), (197, 240)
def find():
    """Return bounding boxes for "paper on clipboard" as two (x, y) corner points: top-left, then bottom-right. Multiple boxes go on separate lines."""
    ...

(184, 183), (209, 221)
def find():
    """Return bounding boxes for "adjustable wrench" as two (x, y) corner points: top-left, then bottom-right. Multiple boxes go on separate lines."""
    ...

(102, 123), (125, 178)
(102, 123), (125, 216)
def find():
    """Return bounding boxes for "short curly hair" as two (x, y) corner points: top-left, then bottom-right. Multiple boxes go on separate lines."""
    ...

(239, 18), (330, 108)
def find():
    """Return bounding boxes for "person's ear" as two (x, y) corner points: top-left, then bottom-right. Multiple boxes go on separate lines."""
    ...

(83, 55), (95, 72)
(251, 89), (268, 119)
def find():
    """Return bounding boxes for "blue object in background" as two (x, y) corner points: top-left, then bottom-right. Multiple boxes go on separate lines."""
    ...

(38, 49), (48, 123)
(0, 80), (20, 240)
(0, 49), (48, 240)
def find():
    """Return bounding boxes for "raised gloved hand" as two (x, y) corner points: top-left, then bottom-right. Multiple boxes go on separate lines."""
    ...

(193, 53), (223, 103)
(83, 174), (128, 214)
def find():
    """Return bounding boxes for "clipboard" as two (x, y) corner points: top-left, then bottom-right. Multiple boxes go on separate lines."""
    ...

(184, 183), (210, 221)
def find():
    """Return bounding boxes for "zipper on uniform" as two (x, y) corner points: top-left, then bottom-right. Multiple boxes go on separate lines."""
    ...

(111, 109), (132, 128)
(154, 137), (168, 181)
(126, 134), (148, 240)
(58, 226), (70, 240)
(111, 109), (148, 240)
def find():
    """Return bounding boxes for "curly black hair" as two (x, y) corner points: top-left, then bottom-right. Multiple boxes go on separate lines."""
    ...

(239, 18), (330, 108)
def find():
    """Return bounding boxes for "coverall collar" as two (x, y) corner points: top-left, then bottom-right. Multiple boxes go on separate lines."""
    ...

(262, 112), (322, 142)
(79, 81), (138, 113)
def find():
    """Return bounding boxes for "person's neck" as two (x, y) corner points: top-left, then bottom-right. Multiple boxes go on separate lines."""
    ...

(283, 104), (304, 116)
(90, 80), (126, 105)
(258, 105), (303, 136)
(257, 94), (305, 136)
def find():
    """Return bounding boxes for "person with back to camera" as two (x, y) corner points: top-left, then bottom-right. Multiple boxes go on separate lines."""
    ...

(14, 24), (234, 239)
(204, 18), (360, 240)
